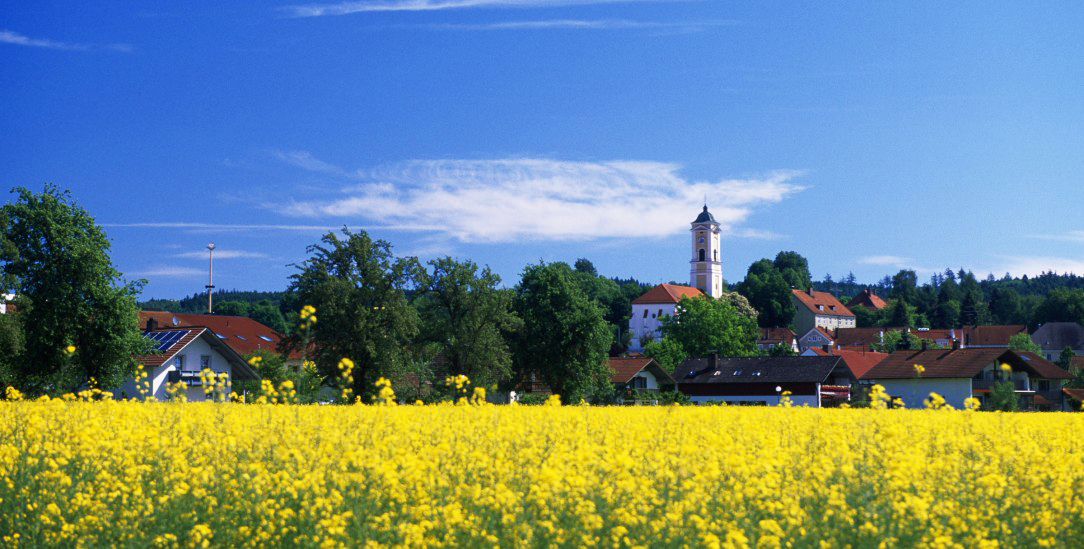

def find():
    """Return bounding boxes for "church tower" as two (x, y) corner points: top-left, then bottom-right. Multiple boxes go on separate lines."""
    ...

(690, 205), (723, 298)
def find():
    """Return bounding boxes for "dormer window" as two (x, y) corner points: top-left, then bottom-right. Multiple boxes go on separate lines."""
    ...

(818, 305), (824, 311)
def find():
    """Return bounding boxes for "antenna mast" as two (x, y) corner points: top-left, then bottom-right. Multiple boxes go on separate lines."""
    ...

(206, 242), (216, 314)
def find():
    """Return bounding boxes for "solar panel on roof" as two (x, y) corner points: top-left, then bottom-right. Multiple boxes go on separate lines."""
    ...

(142, 330), (190, 352)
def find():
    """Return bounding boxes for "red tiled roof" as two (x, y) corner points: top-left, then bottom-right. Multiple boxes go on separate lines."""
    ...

(1071, 356), (1084, 371)
(834, 327), (900, 348)
(835, 350), (888, 379)
(862, 348), (1070, 380)
(847, 289), (887, 310)
(962, 325), (1026, 346)
(609, 358), (654, 384)
(759, 327), (796, 345)
(140, 312), (296, 358)
(791, 289), (854, 318)
(1033, 394), (1055, 407)
(1063, 387), (1084, 402)
(631, 284), (703, 305)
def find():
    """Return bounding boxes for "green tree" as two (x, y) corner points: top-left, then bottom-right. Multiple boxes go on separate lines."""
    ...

(1033, 288), (1084, 327)
(512, 262), (613, 403)
(214, 301), (250, 317)
(249, 300), (289, 335)
(1057, 346), (1075, 371)
(930, 300), (961, 329)
(988, 371), (1020, 412)
(737, 259), (795, 328)
(989, 287), (1022, 325)
(886, 299), (914, 328)
(0, 185), (149, 394)
(642, 337), (687, 374)
(890, 270), (918, 305)
(658, 296), (759, 358)
(1008, 332), (1041, 354)
(415, 257), (522, 388)
(284, 229), (421, 398)
(850, 305), (885, 328)
(773, 251), (812, 291)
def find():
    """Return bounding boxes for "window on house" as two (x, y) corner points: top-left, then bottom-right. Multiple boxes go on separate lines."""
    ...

(175, 355), (188, 371)
(699, 249), (706, 261)
(629, 377), (647, 389)
(200, 355), (211, 371)
(714, 250), (718, 261)
(658, 309), (663, 318)
(1037, 380), (1050, 391)
(643, 309), (649, 318)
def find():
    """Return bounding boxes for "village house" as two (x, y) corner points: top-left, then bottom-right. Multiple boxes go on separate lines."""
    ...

(757, 327), (798, 353)
(790, 288), (855, 340)
(1030, 322), (1084, 361)
(116, 327), (259, 401)
(846, 288), (887, 310)
(674, 355), (848, 407)
(860, 348), (1071, 410)
(609, 357), (675, 401)
(139, 312), (295, 363)
(627, 284), (703, 352)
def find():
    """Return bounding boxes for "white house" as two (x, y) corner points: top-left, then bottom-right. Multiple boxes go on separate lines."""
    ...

(116, 327), (259, 401)
(860, 348), (1071, 410)
(628, 284), (703, 352)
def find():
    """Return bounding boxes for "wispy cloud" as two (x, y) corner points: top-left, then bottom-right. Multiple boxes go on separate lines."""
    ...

(284, 0), (676, 17)
(1027, 230), (1084, 243)
(728, 228), (785, 240)
(986, 255), (1084, 278)
(174, 250), (270, 260)
(102, 222), (342, 232)
(858, 255), (912, 266)
(131, 267), (205, 278)
(274, 155), (805, 243)
(0, 30), (131, 52)
(421, 18), (734, 31)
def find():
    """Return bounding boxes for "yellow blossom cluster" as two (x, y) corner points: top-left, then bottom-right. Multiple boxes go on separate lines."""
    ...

(299, 305), (317, 332)
(3, 402), (1084, 547)
(373, 377), (396, 405)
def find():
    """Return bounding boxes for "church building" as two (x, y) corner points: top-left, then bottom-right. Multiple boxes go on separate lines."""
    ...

(628, 205), (725, 352)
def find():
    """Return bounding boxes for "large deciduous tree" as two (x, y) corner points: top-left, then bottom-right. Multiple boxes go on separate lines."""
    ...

(511, 262), (612, 403)
(658, 296), (759, 358)
(0, 185), (148, 394)
(415, 257), (522, 388)
(285, 229), (421, 398)
(737, 259), (795, 328)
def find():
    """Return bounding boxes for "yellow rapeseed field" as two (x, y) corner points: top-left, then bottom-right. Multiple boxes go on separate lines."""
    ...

(2, 400), (1084, 548)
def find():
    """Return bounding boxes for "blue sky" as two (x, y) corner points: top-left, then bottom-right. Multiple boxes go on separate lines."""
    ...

(4, 1), (1084, 299)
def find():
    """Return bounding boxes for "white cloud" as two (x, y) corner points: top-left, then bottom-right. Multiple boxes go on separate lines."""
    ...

(274, 150), (353, 178)
(275, 156), (806, 243)
(101, 222), (342, 232)
(131, 267), (205, 278)
(858, 255), (912, 266)
(727, 228), (785, 240)
(421, 18), (734, 31)
(284, 0), (675, 17)
(1027, 230), (1084, 243)
(174, 250), (270, 260)
(986, 255), (1084, 278)
(0, 30), (131, 52)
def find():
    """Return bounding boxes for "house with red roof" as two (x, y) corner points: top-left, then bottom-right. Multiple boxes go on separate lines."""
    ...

(609, 357), (675, 401)
(790, 289), (855, 342)
(847, 289), (887, 310)
(115, 326), (259, 401)
(757, 327), (798, 353)
(860, 348), (1071, 410)
(797, 326), (836, 353)
(628, 284), (703, 352)
(139, 312), (298, 361)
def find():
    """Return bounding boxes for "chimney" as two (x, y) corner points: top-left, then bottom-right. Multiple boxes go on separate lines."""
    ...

(822, 344), (831, 355)
(952, 338), (960, 351)
(921, 339), (928, 351)
(709, 353), (718, 370)
(146, 317), (159, 331)
(808, 287), (815, 297)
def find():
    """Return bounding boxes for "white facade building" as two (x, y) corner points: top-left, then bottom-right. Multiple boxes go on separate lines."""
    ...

(628, 284), (703, 352)
(116, 327), (258, 401)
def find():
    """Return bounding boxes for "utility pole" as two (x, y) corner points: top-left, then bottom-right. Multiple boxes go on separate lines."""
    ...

(206, 242), (215, 314)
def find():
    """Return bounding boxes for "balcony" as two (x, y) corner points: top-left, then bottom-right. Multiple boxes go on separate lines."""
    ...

(167, 370), (205, 385)
(972, 379), (1031, 392)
